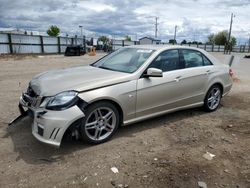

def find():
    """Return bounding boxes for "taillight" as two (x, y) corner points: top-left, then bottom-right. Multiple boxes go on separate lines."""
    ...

(229, 68), (233, 77)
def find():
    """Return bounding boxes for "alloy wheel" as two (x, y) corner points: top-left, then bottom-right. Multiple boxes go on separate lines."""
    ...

(84, 107), (116, 141)
(207, 87), (221, 110)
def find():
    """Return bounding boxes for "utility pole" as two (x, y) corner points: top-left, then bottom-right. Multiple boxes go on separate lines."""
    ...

(227, 13), (235, 53)
(155, 17), (159, 38)
(174, 25), (177, 44)
(79, 25), (83, 37)
(79, 25), (83, 45)
(248, 33), (250, 53)
(248, 33), (250, 47)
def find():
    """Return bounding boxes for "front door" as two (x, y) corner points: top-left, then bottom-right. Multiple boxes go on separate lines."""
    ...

(136, 49), (184, 118)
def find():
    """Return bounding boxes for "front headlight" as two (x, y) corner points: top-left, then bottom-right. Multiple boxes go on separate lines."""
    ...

(45, 91), (78, 110)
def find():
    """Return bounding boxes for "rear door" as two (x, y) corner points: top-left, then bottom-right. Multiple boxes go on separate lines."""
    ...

(176, 49), (213, 105)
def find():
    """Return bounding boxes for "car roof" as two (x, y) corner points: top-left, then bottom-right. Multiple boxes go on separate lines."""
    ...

(126, 44), (203, 51)
(125, 45), (222, 65)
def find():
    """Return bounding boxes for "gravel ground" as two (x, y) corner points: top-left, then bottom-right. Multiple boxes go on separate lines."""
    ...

(0, 52), (249, 188)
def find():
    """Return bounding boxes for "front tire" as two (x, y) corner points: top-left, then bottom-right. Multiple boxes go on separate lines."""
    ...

(204, 85), (222, 112)
(80, 101), (120, 144)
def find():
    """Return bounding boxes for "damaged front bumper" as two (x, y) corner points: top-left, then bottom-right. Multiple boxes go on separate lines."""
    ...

(11, 94), (85, 147)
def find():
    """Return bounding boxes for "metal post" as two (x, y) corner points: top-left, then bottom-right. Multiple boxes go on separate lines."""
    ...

(83, 35), (86, 53)
(8, 33), (13, 54)
(122, 40), (124, 47)
(229, 55), (234, 67)
(248, 34), (250, 53)
(75, 35), (77, 45)
(79, 25), (83, 45)
(58, 37), (61, 54)
(66, 34), (68, 46)
(40, 36), (44, 53)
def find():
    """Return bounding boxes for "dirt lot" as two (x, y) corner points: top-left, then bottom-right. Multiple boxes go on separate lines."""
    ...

(0, 52), (249, 188)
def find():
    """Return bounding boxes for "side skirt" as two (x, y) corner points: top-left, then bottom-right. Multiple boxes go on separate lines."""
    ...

(123, 102), (204, 126)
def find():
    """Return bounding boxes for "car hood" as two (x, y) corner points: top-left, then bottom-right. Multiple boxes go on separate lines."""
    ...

(29, 65), (131, 96)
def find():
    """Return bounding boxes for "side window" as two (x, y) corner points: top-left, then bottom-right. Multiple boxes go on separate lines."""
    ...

(149, 50), (179, 72)
(203, 55), (213, 66)
(182, 50), (203, 68)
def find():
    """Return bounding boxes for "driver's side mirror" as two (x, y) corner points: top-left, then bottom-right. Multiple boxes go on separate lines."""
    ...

(144, 68), (163, 78)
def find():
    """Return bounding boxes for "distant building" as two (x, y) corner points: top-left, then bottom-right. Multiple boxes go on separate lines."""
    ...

(0, 28), (41, 35)
(139, 37), (161, 45)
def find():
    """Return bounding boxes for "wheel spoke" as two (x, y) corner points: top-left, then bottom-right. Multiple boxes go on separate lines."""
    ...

(208, 97), (213, 102)
(97, 109), (103, 118)
(94, 129), (102, 139)
(214, 90), (220, 97)
(211, 100), (216, 108)
(86, 121), (97, 129)
(104, 111), (113, 121)
(105, 127), (112, 132)
(94, 109), (102, 119)
(105, 123), (113, 132)
(94, 128), (99, 139)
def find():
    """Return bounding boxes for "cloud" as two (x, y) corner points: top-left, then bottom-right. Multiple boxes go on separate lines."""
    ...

(0, 0), (249, 43)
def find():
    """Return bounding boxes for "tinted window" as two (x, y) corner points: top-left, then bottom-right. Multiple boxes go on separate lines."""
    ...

(182, 50), (203, 68)
(149, 50), (179, 72)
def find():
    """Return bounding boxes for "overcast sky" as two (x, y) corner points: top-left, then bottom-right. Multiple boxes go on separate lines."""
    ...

(0, 0), (249, 43)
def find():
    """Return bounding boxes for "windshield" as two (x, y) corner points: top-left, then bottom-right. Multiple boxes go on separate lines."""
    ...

(92, 48), (155, 73)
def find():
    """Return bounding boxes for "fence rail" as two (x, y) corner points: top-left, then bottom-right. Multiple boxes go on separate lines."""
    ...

(0, 33), (85, 54)
(0, 33), (250, 54)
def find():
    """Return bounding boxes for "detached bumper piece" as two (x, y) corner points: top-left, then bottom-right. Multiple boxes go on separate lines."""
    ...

(8, 104), (28, 127)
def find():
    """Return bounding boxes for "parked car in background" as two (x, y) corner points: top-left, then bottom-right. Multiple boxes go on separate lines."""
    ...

(13, 45), (233, 147)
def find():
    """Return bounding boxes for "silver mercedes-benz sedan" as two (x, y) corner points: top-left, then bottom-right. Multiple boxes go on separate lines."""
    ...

(13, 45), (233, 147)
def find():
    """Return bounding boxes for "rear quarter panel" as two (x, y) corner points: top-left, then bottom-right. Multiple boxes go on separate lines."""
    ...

(205, 64), (232, 96)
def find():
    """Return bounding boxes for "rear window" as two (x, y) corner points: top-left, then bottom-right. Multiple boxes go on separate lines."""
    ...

(181, 49), (213, 68)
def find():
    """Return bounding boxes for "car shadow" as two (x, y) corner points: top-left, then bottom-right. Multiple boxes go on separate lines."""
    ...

(6, 106), (209, 165)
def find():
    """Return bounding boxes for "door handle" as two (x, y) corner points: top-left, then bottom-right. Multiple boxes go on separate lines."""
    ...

(206, 70), (211, 75)
(174, 76), (182, 82)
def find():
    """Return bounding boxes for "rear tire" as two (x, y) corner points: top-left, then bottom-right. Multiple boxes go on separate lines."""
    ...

(80, 101), (120, 144)
(204, 85), (222, 112)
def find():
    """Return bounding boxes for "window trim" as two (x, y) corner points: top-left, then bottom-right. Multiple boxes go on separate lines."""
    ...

(201, 54), (213, 66)
(143, 49), (181, 75)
